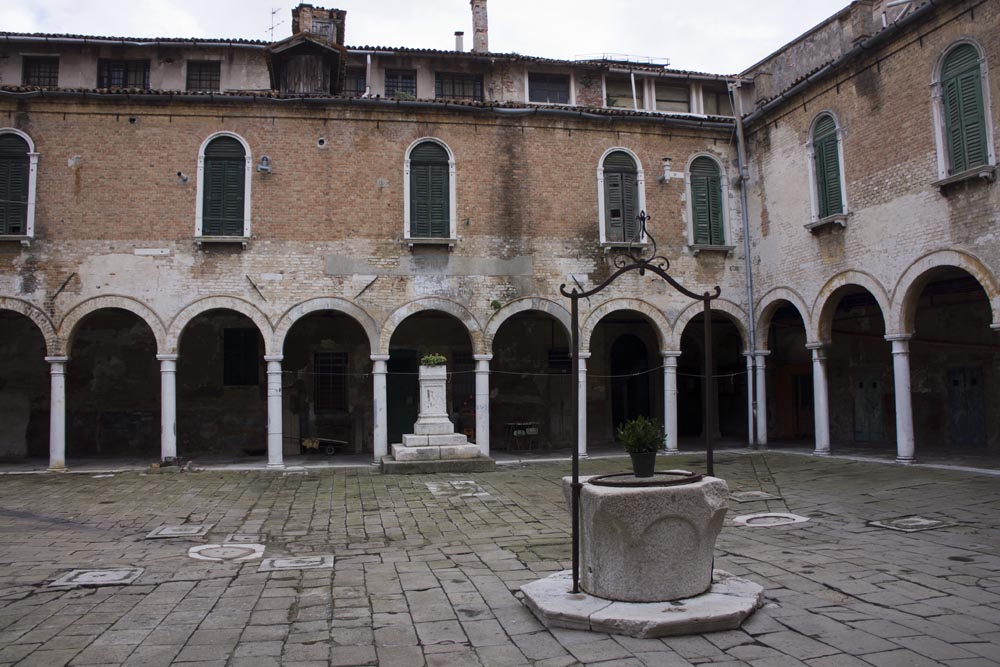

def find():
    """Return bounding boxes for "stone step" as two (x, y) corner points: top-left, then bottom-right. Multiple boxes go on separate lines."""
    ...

(380, 455), (497, 474)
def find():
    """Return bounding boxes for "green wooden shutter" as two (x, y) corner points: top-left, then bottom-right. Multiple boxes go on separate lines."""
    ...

(812, 115), (842, 218)
(941, 44), (987, 175)
(203, 137), (246, 236)
(428, 164), (448, 237)
(603, 151), (638, 243)
(604, 172), (624, 242)
(690, 156), (723, 245)
(0, 134), (29, 235)
(708, 172), (724, 244)
(409, 142), (449, 238)
(622, 172), (638, 242)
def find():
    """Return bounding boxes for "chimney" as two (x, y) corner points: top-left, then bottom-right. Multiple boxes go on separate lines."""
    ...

(455, 31), (464, 52)
(471, 0), (488, 53)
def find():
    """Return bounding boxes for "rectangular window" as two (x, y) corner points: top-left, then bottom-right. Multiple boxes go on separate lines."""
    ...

(606, 77), (643, 109)
(385, 69), (416, 98)
(186, 61), (221, 91)
(703, 89), (734, 116)
(343, 66), (366, 96)
(313, 352), (348, 412)
(655, 84), (689, 112)
(223, 328), (259, 386)
(98, 59), (150, 89)
(435, 72), (483, 101)
(22, 56), (59, 87)
(528, 73), (570, 104)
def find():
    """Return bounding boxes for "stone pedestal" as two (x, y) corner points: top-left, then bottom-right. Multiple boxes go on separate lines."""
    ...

(383, 364), (494, 473)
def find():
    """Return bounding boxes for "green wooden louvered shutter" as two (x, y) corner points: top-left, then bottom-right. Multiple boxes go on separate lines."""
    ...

(603, 151), (638, 243)
(0, 134), (29, 235)
(409, 142), (449, 238)
(690, 156), (724, 245)
(812, 115), (843, 218)
(942, 44), (987, 175)
(202, 136), (245, 236)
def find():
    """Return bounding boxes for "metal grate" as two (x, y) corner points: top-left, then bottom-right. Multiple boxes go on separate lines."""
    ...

(22, 57), (59, 87)
(186, 61), (221, 92)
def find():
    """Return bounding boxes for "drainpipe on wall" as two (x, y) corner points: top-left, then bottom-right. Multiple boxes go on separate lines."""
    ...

(731, 79), (759, 449)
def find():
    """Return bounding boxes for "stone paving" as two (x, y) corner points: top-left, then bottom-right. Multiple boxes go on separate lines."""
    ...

(0, 451), (998, 666)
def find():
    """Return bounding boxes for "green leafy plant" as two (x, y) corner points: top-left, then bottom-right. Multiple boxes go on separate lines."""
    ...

(490, 299), (503, 311)
(420, 353), (447, 366)
(616, 415), (665, 454)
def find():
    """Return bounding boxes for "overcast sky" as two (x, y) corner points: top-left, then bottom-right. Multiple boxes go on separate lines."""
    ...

(2, 1), (851, 74)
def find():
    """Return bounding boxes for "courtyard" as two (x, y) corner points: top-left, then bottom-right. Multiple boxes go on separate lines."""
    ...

(0, 451), (998, 666)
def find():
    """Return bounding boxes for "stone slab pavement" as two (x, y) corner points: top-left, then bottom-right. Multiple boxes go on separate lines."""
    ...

(0, 451), (998, 666)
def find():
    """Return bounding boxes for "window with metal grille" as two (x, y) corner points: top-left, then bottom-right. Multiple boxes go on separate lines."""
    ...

(655, 84), (689, 112)
(385, 69), (416, 98)
(603, 151), (639, 243)
(811, 114), (843, 218)
(0, 133), (30, 235)
(22, 56), (59, 87)
(97, 59), (150, 89)
(186, 61), (221, 92)
(940, 43), (987, 175)
(313, 352), (348, 411)
(689, 156), (725, 245)
(528, 73), (569, 104)
(343, 67), (366, 96)
(435, 72), (483, 101)
(408, 141), (449, 238)
(202, 136), (246, 236)
(223, 328), (259, 386)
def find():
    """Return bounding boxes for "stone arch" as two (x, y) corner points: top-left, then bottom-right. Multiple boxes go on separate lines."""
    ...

(0, 297), (58, 355)
(580, 298), (669, 353)
(812, 271), (890, 343)
(273, 297), (380, 355)
(670, 298), (750, 351)
(890, 249), (1000, 334)
(59, 295), (167, 354)
(485, 297), (572, 352)
(380, 298), (484, 356)
(756, 287), (812, 349)
(167, 296), (274, 355)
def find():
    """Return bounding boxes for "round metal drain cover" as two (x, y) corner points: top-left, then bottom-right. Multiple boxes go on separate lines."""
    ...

(732, 512), (810, 527)
(187, 544), (265, 562)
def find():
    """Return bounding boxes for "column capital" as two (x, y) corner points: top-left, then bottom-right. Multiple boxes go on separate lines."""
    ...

(370, 354), (391, 362)
(578, 351), (592, 360)
(263, 354), (284, 362)
(44, 356), (69, 364)
(156, 354), (179, 361)
(991, 323), (1000, 332)
(660, 350), (682, 358)
(804, 342), (827, 351)
(473, 354), (493, 362)
(753, 349), (770, 357)
(884, 333), (913, 342)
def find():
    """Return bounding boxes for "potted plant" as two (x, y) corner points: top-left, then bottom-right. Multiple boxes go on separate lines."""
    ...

(616, 415), (665, 478)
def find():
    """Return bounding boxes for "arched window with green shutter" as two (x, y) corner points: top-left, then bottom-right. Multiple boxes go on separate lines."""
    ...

(940, 43), (987, 175)
(602, 151), (639, 243)
(811, 113), (844, 219)
(689, 156), (725, 245)
(408, 141), (450, 239)
(201, 135), (247, 237)
(0, 132), (30, 236)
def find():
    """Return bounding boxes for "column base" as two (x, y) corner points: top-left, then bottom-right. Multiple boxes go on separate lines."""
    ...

(47, 465), (67, 472)
(812, 448), (831, 456)
(894, 457), (915, 465)
(266, 462), (285, 470)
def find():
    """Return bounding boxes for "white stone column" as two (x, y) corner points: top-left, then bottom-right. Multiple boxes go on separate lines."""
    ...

(474, 354), (492, 457)
(264, 355), (284, 469)
(157, 354), (178, 462)
(46, 356), (68, 471)
(662, 351), (681, 452)
(806, 343), (830, 455)
(754, 350), (769, 447)
(744, 353), (755, 447)
(887, 334), (915, 464)
(371, 354), (389, 462)
(578, 352), (591, 458)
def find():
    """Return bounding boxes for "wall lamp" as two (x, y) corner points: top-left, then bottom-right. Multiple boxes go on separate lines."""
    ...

(256, 155), (273, 174)
(658, 157), (673, 183)
(176, 171), (189, 184)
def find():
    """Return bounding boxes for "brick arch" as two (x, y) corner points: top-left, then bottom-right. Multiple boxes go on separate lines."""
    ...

(485, 297), (572, 352)
(890, 249), (1000, 335)
(756, 286), (812, 349)
(0, 297), (58, 355)
(273, 297), (380, 354)
(167, 296), (274, 355)
(670, 298), (749, 351)
(812, 271), (890, 343)
(59, 295), (167, 354)
(580, 298), (669, 353)
(379, 297), (484, 356)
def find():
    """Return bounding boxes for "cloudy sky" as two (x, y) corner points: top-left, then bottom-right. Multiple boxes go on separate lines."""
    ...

(2, 1), (850, 74)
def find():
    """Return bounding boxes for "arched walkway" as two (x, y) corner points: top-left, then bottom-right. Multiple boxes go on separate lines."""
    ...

(274, 297), (380, 354)
(60, 295), (166, 354)
(891, 250), (1000, 334)
(380, 298), (484, 356)
(581, 298), (669, 353)
(812, 271), (890, 343)
(485, 298), (571, 351)
(167, 296), (274, 355)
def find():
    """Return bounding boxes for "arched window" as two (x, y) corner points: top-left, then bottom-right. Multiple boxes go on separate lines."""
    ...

(810, 113), (844, 220)
(599, 150), (645, 243)
(689, 156), (725, 245)
(196, 133), (252, 240)
(404, 139), (456, 241)
(0, 130), (37, 239)
(940, 43), (988, 175)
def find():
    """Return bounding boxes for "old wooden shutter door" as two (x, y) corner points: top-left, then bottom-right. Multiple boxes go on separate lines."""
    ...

(409, 142), (449, 238)
(942, 44), (985, 175)
(429, 164), (448, 237)
(957, 68), (986, 169)
(691, 174), (710, 244)
(222, 160), (245, 236)
(708, 173), (724, 244)
(622, 172), (638, 242)
(822, 136), (843, 216)
(0, 134), (29, 235)
(690, 156), (722, 245)
(943, 78), (967, 174)
(203, 137), (246, 236)
(410, 164), (431, 237)
(605, 172), (624, 242)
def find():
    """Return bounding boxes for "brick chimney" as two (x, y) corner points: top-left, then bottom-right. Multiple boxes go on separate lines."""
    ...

(471, 0), (488, 53)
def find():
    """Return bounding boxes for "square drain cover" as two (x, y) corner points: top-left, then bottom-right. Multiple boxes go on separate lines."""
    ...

(258, 555), (334, 572)
(145, 524), (213, 539)
(226, 533), (264, 544)
(50, 568), (143, 588)
(730, 491), (781, 502)
(869, 516), (955, 532)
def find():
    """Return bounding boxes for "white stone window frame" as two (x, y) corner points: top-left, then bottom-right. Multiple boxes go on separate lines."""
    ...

(524, 71), (576, 107)
(930, 38), (997, 184)
(403, 137), (457, 246)
(805, 111), (849, 231)
(596, 146), (647, 247)
(195, 131), (253, 245)
(683, 151), (734, 254)
(0, 128), (39, 245)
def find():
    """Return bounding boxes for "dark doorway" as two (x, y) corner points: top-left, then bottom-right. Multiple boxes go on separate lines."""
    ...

(387, 349), (419, 446)
(0, 311), (49, 459)
(610, 333), (650, 433)
(766, 303), (812, 440)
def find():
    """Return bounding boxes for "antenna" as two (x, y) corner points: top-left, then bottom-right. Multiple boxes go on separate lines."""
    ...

(267, 8), (286, 41)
